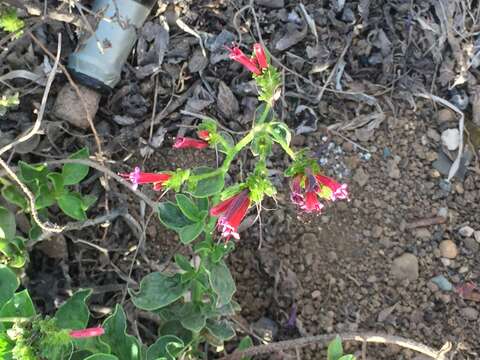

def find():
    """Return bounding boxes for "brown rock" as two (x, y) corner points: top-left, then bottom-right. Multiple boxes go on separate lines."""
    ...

(438, 108), (456, 124)
(439, 240), (458, 259)
(53, 83), (101, 129)
(391, 253), (419, 281)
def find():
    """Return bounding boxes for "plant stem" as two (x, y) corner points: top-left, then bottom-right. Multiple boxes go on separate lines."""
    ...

(0, 317), (30, 322)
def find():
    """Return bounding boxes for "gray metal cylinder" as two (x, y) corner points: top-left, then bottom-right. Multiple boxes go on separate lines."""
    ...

(68, 0), (155, 93)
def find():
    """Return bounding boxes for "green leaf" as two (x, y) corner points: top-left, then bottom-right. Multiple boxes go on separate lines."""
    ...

(158, 202), (192, 230)
(18, 161), (48, 183)
(268, 122), (292, 149)
(179, 303), (206, 333)
(175, 194), (204, 222)
(0, 265), (19, 309)
(194, 197), (209, 211)
(188, 167), (224, 198)
(147, 335), (184, 360)
(129, 273), (188, 311)
(174, 254), (193, 272)
(0, 9), (24, 35)
(1, 186), (27, 210)
(238, 336), (253, 360)
(47, 172), (65, 196)
(159, 321), (193, 346)
(82, 194), (97, 210)
(73, 337), (110, 356)
(0, 207), (15, 241)
(0, 237), (27, 268)
(327, 336), (344, 360)
(0, 289), (35, 331)
(62, 148), (90, 185)
(84, 354), (119, 360)
(338, 356), (356, 360)
(35, 183), (56, 209)
(55, 289), (91, 329)
(178, 222), (203, 244)
(57, 193), (87, 220)
(208, 260), (236, 306)
(205, 319), (235, 341)
(100, 305), (141, 360)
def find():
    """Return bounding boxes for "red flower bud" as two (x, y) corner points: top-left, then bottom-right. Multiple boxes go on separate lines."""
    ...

(227, 45), (262, 75)
(197, 130), (211, 141)
(253, 43), (268, 70)
(173, 137), (209, 149)
(69, 327), (105, 339)
(119, 167), (171, 191)
(210, 190), (251, 240)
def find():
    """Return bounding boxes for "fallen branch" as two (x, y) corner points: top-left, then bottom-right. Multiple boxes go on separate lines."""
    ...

(0, 34), (64, 234)
(220, 332), (452, 360)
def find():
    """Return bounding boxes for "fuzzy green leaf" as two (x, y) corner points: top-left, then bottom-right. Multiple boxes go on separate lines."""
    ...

(100, 305), (141, 360)
(158, 202), (192, 230)
(205, 319), (235, 341)
(175, 194), (204, 222)
(0, 9), (24, 35)
(327, 336), (344, 360)
(129, 273), (188, 311)
(174, 254), (193, 272)
(179, 303), (206, 333)
(84, 355), (119, 360)
(208, 260), (236, 306)
(62, 148), (90, 186)
(18, 161), (48, 183)
(146, 335), (184, 360)
(188, 167), (224, 198)
(338, 355), (356, 360)
(0, 265), (19, 309)
(1, 185), (27, 210)
(55, 289), (92, 330)
(237, 335), (253, 360)
(0, 207), (15, 241)
(57, 193), (87, 220)
(0, 290), (35, 331)
(178, 222), (203, 244)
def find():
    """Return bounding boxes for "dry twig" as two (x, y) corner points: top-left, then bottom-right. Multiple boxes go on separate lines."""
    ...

(220, 332), (452, 360)
(0, 34), (64, 233)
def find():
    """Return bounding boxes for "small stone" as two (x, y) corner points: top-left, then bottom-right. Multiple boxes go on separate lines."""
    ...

(311, 290), (321, 299)
(391, 253), (419, 282)
(327, 251), (338, 262)
(439, 240), (458, 259)
(437, 207), (448, 218)
(53, 83), (101, 129)
(427, 128), (441, 142)
(353, 168), (369, 187)
(441, 128), (460, 150)
(459, 226), (475, 237)
(460, 307), (479, 321)
(463, 237), (479, 253)
(252, 317), (279, 341)
(438, 108), (456, 123)
(440, 258), (451, 267)
(431, 275), (453, 291)
(414, 228), (431, 240)
(474, 231), (480, 243)
(387, 159), (401, 179)
(458, 266), (469, 274)
(427, 281), (439, 292)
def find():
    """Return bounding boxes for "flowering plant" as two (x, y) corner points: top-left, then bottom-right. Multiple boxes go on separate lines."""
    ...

(117, 43), (349, 357)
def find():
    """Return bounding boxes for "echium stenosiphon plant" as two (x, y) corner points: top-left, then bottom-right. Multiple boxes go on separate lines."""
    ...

(120, 43), (349, 358)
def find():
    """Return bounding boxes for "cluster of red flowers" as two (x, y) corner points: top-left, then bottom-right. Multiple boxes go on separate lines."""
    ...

(118, 43), (349, 241)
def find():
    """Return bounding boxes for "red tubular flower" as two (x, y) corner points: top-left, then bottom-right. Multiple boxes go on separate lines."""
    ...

(315, 174), (349, 201)
(69, 327), (105, 339)
(289, 171), (348, 213)
(197, 130), (211, 141)
(210, 190), (251, 240)
(253, 43), (268, 70)
(173, 137), (209, 149)
(119, 167), (171, 191)
(227, 45), (262, 75)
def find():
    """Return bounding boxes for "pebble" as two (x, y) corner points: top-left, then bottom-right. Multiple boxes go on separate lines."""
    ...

(439, 240), (458, 259)
(427, 128), (441, 142)
(441, 128), (460, 151)
(387, 159), (401, 179)
(475, 231), (480, 243)
(438, 108), (456, 123)
(440, 258), (452, 267)
(53, 83), (101, 129)
(459, 226), (475, 237)
(437, 207), (448, 218)
(431, 275), (453, 291)
(463, 237), (479, 253)
(460, 307), (479, 321)
(252, 317), (279, 341)
(311, 290), (321, 299)
(353, 168), (369, 187)
(415, 228), (431, 240)
(391, 253), (419, 281)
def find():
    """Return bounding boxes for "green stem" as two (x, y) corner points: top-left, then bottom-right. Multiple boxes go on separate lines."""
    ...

(0, 316), (30, 322)
(189, 110), (271, 183)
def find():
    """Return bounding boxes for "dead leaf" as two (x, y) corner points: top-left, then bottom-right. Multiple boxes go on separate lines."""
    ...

(275, 23), (308, 51)
(377, 303), (397, 322)
(217, 81), (239, 120)
(295, 105), (318, 135)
